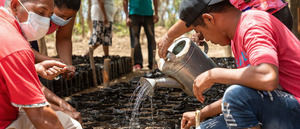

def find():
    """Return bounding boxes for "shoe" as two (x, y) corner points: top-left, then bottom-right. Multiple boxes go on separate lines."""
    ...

(133, 64), (142, 72)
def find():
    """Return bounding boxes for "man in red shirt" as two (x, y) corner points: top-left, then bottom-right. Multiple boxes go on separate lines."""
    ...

(157, 0), (293, 59)
(0, 0), (82, 129)
(174, 0), (300, 129)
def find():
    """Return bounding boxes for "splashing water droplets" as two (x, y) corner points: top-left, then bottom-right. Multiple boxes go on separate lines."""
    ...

(129, 79), (155, 128)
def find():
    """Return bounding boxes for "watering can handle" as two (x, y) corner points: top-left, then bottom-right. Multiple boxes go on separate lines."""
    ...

(198, 41), (209, 54)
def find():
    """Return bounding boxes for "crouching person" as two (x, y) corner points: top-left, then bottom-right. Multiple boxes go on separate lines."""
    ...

(178, 0), (300, 129)
(0, 0), (82, 129)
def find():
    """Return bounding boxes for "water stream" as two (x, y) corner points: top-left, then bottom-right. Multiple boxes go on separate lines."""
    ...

(129, 80), (155, 128)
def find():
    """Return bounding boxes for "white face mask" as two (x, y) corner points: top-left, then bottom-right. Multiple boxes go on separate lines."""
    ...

(51, 13), (72, 26)
(17, 0), (50, 41)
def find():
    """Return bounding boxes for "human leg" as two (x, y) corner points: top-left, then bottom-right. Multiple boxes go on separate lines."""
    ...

(129, 15), (143, 68)
(103, 45), (109, 56)
(222, 85), (300, 129)
(86, 20), (102, 56)
(89, 20), (102, 47)
(143, 15), (156, 69)
(100, 21), (113, 56)
(198, 115), (228, 129)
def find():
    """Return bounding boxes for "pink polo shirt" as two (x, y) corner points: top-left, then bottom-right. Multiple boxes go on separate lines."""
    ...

(231, 10), (300, 103)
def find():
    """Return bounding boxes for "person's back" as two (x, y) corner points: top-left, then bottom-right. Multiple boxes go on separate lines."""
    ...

(232, 10), (300, 102)
(0, 8), (46, 128)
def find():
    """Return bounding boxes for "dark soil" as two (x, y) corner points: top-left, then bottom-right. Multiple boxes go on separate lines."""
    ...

(67, 57), (236, 129)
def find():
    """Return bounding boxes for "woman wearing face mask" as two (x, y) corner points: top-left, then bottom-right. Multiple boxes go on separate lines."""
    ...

(0, 0), (82, 128)
(30, 0), (81, 80)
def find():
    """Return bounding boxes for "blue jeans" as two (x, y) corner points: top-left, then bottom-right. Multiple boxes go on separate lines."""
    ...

(199, 85), (300, 129)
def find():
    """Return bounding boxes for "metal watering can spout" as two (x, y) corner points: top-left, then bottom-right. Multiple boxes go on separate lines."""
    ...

(158, 37), (217, 96)
(139, 77), (183, 89)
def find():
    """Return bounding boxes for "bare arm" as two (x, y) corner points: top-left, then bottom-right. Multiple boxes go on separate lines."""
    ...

(200, 99), (222, 121)
(158, 20), (194, 58)
(33, 49), (60, 63)
(23, 106), (64, 129)
(41, 85), (82, 123)
(98, 0), (108, 24)
(123, 0), (129, 18)
(153, 0), (159, 23)
(41, 85), (73, 110)
(56, 16), (75, 66)
(153, 0), (158, 16)
(194, 63), (278, 102)
(181, 99), (222, 129)
(123, 0), (131, 26)
(56, 17), (76, 79)
(210, 64), (278, 91)
(167, 20), (193, 41)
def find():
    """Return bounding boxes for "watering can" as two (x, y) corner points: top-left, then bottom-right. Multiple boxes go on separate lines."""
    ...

(140, 37), (217, 96)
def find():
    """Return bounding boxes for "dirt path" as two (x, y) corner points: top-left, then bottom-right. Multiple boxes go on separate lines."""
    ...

(45, 26), (231, 68)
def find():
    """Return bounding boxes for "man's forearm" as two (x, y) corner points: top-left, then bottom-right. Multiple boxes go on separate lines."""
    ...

(123, 0), (129, 17)
(24, 106), (64, 129)
(41, 85), (63, 106)
(56, 18), (75, 66)
(209, 64), (278, 91)
(153, 0), (158, 15)
(168, 20), (193, 40)
(98, 0), (108, 20)
(56, 40), (72, 65)
(200, 99), (222, 121)
(33, 49), (54, 63)
(42, 85), (76, 113)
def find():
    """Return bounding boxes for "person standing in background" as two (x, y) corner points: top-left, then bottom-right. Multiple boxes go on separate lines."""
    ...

(123, 0), (159, 71)
(87, 0), (114, 57)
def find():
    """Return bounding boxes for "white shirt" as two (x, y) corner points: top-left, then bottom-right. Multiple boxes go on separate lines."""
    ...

(91, 0), (114, 22)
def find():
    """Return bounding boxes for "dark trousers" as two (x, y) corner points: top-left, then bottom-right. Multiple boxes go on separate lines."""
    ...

(129, 15), (156, 69)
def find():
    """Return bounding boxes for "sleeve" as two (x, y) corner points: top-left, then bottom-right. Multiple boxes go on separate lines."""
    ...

(0, 50), (48, 107)
(243, 25), (279, 67)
